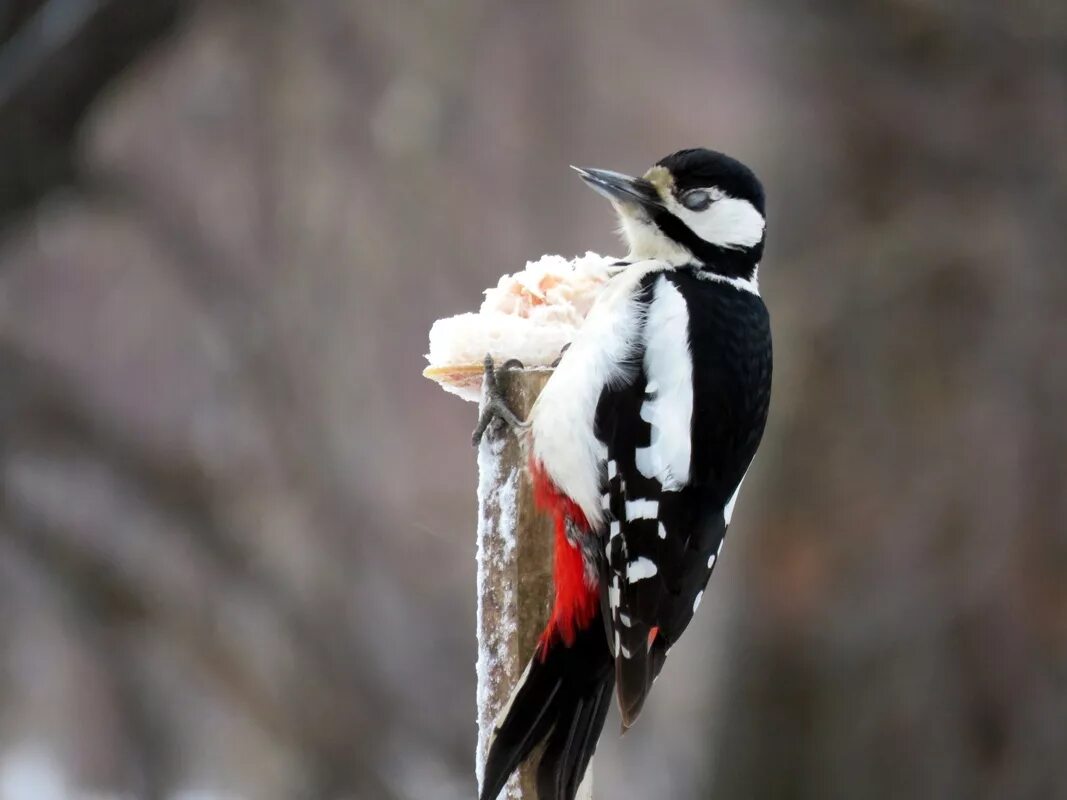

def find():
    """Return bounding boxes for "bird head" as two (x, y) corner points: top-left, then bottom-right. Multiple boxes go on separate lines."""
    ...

(573, 148), (765, 281)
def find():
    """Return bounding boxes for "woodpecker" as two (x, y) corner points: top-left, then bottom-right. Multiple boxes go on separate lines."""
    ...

(475, 148), (772, 800)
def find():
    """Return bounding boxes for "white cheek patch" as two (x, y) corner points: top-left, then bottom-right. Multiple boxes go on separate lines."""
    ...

(670, 194), (765, 251)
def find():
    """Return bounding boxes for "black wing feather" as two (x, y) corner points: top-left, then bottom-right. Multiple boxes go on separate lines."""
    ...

(595, 269), (772, 729)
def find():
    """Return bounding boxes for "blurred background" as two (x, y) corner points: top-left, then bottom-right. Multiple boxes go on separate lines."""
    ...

(1, 1), (1065, 798)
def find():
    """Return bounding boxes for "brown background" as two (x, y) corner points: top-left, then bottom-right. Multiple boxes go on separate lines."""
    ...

(1, 1), (1065, 798)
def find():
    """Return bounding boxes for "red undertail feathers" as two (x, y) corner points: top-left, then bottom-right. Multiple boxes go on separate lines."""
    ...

(529, 459), (599, 653)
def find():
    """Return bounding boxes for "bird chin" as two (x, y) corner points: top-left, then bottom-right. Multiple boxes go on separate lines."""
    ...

(616, 211), (691, 266)
(612, 201), (657, 237)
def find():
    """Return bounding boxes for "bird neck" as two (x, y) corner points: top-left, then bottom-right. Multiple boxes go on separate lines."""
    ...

(692, 242), (762, 284)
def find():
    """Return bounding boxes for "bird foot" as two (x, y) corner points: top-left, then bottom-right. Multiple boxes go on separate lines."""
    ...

(471, 354), (530, 446)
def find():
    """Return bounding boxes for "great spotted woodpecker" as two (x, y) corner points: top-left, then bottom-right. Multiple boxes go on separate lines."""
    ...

(475, 148), (772, 800)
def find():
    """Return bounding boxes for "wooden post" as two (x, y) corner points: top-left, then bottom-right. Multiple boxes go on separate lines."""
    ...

(475, 367), (593, 800)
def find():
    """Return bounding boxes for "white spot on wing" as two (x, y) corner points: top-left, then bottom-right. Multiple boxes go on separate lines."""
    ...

(609, 520), (621, 539)
(658, 522), (667, 540)
(608, 577), (620, 610)
(707, 553), (716, 569)
(601, 493), (611, 510)
(619, 612), (632, 627)
(608, 460), (617, 480)
(724, 474), (747, 525)
(627, 557), (659, 581)
(693, 591), (703, 613)
(625, 499), (659, 520)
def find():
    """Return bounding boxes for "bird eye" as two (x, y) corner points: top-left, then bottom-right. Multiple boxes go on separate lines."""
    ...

(681, 190), (711, 211)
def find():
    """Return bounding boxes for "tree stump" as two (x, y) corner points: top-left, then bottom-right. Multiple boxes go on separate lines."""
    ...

(475, 366), (593, 800)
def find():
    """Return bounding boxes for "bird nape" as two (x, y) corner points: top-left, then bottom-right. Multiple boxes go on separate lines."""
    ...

(476, 148), (772, 800)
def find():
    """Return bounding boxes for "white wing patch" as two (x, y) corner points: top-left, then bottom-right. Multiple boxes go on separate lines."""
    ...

(636, 276), (694, 490)
(625, 499), (659, 520)
(627, 557), (659, 581)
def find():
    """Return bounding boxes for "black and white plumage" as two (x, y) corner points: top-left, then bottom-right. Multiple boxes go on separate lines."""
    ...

(595, 266), (771, 725)
(479, 148), (772, 800)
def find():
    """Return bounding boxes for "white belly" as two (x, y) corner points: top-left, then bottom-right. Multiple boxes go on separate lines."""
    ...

(529, 260), (669, 526)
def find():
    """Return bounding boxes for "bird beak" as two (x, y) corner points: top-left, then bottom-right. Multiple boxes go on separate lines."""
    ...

(571, 166), (663, 211)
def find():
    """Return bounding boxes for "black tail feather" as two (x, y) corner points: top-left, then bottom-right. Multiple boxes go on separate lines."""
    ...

(537, 672), (613, 799)
(480, 617), (614, 800)
(615, 641), (651, 732)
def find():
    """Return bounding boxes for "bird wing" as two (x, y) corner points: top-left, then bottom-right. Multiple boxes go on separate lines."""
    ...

(594, 271), (767, 729)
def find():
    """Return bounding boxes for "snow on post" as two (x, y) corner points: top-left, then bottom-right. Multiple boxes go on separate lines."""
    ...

(475, 366), (554, 798)
(425, 253), (614, 799)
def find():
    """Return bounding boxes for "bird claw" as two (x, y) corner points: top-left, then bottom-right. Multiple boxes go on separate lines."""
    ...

(471, 354), (530, 446)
